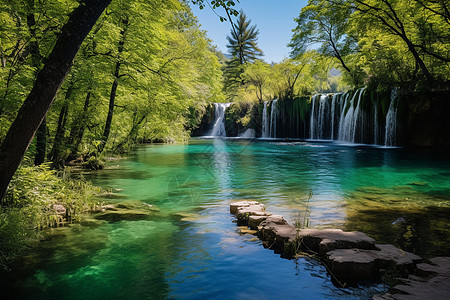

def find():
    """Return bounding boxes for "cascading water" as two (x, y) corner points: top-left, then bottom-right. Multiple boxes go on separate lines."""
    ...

(331, 94), (337, 140)
(204, 88), (400, 146)
(269, 99), (278, 138)
(209, 103), (231, 137)
(261, 101), (269, 138)
(337, 88), (367, 143)
(309, 95), (318, 139)
(307, 87), (399, 146)
(384, 88), (399, 146)
(374, 104), (379, 145)
(239, 128), (256, 138)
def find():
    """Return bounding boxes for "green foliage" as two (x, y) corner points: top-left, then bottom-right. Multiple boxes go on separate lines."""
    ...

(0, 206), (39, 270)
(0, 158), (102, 269)
(224, 10), (263, 94)
(231, 50), (341, 104)
(0, 0), (226, 160)
(226, 10), (263, 64)
(289, 0), (450, 89)
(290, 0), (357, 82)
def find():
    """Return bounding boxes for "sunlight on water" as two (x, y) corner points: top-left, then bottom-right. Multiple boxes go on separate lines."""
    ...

(2, 139), (449, 299)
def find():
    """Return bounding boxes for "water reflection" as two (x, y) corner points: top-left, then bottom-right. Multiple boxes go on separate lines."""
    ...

(1, 139), (449, 299)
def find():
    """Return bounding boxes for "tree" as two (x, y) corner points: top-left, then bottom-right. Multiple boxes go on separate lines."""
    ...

(337, 0), (450, 82)
(0, 0), (237, 200)
(290, 0), (356, 78)
(241, 60), (271, 102)
(224, 10), (263, 92)
(226, 10), (263, 65)
(271, 52), (330, 99)
(0, 0), (112, 200)
(348, 0), (435, 81)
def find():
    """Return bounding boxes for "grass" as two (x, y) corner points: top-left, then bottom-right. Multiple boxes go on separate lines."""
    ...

(0, 158), (102, 270)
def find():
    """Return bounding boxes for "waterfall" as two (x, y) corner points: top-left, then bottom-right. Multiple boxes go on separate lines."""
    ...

(269, 99), (278, 138)
(209, 103), (231, 137)
(261, 101), (269, 138)
(204, 88), (401, 145)
(352, 88), (366, 142)
(310, 94), (333, 139)
(385, 88), (399, 146)
(339, 90), (358, 142)
(374, 104), (379, 145)
(239, 128), (256, 138)
(317, 95), (328, 139)
(338, 88), (367, 143)
(309, 95), (317, 139)
(331, 94), (337, 140)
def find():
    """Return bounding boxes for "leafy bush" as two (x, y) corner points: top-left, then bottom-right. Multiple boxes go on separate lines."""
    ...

(0, 159), (102, 269)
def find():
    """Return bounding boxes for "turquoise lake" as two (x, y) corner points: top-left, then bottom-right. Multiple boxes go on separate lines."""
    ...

(2, 139), (450, 299)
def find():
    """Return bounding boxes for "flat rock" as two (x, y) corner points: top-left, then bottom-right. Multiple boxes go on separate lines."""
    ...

(248, 214), (285, 229)
(374, 244), (422, 270)
(258, 220), (298, 256)
(373, 257), (450, 300)
(297, 228), (377, 256)
(416, 257), (450, 277)
(326, 244), (422, 283)
(230, 200), (261, 214)
(235, 204), (266, 226)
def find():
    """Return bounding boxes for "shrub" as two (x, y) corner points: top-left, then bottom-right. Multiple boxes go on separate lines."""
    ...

(0, 159), (102, 269)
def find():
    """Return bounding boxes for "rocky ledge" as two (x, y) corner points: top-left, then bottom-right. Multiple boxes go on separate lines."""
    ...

(230, 200), (449, 297)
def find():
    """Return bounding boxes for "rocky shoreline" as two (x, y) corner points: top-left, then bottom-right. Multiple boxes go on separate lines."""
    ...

(230, 200), (450, 299)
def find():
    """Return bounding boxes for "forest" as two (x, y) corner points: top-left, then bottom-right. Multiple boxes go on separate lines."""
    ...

(0, 0), (449, 291)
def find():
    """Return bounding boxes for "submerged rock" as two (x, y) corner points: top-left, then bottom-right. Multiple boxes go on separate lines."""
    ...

(94, 210), (151, 222)
(326, 244), (421, 284)
(237, 226), (258, 235)
(93, 201), (156, 222)
(373, 257), (450, 299)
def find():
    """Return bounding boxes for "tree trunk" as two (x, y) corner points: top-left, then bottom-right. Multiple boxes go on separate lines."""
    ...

(48, 86), (71, 166)
(0, 0), (112, 200)
(27, 0), (47, 166)
(34, 117), (47, 165)
(68, 91), (91, 158)
(98, 16), (128, 153)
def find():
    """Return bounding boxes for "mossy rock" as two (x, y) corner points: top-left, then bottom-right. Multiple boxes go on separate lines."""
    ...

(94, 210), (152, 222)
(93, 201), (157, 222)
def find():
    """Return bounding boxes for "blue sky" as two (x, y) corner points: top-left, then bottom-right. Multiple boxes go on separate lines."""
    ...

(190, 0), (309, 63)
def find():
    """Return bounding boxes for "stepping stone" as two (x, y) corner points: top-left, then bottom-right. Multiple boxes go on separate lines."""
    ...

(373, 257), (450, 299)
(235, 204), (266, 226)
(326, 244), (422, 284)
(248, 214), (285, 229)
(297, 228), (377, 256)
(230, 200), (261, 214)
(258, 218), (298, 256)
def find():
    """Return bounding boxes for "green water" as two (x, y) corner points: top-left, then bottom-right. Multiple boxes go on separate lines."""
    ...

(2, 139), (450, 299)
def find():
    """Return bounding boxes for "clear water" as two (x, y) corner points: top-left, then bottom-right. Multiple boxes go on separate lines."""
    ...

(2, 139), (450, 299)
